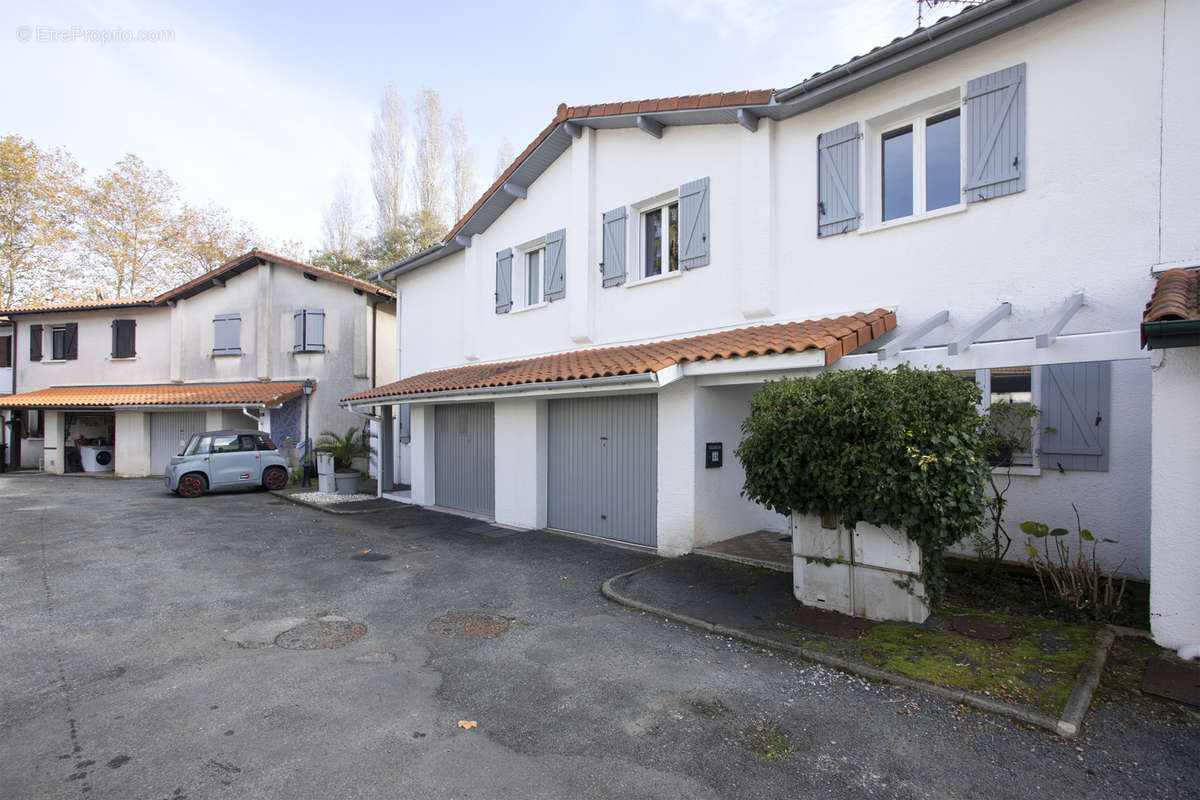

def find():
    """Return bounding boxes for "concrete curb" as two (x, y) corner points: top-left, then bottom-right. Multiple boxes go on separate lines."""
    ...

(269, 490), (397, 516)
(601, 561), (1113, 739)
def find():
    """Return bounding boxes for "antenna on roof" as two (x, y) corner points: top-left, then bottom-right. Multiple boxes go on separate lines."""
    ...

(917, 0), (985, 27)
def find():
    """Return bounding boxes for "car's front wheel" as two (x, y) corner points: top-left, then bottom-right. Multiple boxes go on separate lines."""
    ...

(262, 466), (287, 491)
(177, 472), (208, 498)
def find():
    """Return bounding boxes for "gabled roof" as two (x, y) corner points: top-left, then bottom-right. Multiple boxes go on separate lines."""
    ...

(343, 309), (895, 403)
(155, 249), (395, 303)
(0, 250), (395, 316)
(0, 381), (308, 409)
(379, 0), (1079, 281)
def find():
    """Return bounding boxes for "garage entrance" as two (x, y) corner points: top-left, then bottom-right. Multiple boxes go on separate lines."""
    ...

(547, 394), (657, 547)
(150, 412), (207, 475)
(434, 403), (495, 515)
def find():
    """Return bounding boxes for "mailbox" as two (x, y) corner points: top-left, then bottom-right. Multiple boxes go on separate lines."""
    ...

(705, 442), (723, 468)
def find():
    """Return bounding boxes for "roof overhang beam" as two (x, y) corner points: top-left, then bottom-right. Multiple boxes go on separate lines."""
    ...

(636, 115), (664, 139)
(737, 109), (760, 132)
(947, 302), (1011, 355)
(877, 310), (950, 360)
(501, 181), (527, 199)
(839, 329), (1143, 372)
(1036, 293), (1085, 348)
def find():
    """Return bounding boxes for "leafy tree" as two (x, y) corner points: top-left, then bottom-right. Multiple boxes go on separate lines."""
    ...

(0, 135), (83, 306)
(82, 154), (187, 298)
(180, 202), (257, 274)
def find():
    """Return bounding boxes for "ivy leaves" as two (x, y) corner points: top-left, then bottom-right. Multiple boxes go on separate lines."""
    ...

(735, 365), (991, 608)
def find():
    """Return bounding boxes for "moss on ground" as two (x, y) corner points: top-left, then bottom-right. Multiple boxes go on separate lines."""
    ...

(729, 720), (796, 761)
(855, 606), (1100, 715)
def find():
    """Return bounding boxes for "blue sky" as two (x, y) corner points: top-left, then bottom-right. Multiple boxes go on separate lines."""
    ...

(2, 0), (921, 250)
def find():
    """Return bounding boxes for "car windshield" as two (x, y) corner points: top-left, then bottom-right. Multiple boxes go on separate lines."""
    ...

(182, 434), (210, 456)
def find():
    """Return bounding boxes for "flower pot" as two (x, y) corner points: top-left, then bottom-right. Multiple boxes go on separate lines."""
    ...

(333, 472), (361, 495)
(316, 452), (335, 476)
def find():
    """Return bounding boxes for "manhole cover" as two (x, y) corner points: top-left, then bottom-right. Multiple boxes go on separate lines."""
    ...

(352, 551), (391, 561)
(275, 619), (367, 650)
(427, 611), (509, 639)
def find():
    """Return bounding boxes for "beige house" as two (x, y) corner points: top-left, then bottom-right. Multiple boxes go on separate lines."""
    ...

(0, 250), (395, 478)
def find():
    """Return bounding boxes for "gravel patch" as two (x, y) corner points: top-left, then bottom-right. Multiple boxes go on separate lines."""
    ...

(289, 491), (375, 505)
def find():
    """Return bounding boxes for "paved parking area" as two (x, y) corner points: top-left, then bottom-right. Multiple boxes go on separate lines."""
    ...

(1, 474), (1196, 799)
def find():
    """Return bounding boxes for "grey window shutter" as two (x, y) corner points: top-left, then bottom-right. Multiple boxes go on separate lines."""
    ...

(398, 403), (411, 443)
(964, 63), (1026, 201)
(544, 229), (566, 301)
(601, 207), (627, 287)
(214, 314), (240, 354)
(63, 322), (78, 360)
(817, 123), (861, 237)
(1039, 361), (1110, 472)
(123, 320), (136, 357)
(111, 320), (119, 358)
(29, 324), (42, 361)
(293, 310), (304, 351)
(679, 177), (710, 270)
(306, 308), (325, 350)
(495, 248), (513, 313)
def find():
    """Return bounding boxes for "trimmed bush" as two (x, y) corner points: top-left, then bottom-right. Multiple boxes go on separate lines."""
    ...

(736, 365), (992, 607)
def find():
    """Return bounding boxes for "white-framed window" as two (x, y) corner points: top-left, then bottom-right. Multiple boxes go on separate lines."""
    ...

(865, 89), (963, 226)
(513, 236), (547, 309)
(961, 367), (1039, 469)
(640, 201), (679, 279)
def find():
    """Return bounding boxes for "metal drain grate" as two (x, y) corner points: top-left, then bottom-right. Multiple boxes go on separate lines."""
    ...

(275, 620), (367, 650)
(427, 611), (510, 639)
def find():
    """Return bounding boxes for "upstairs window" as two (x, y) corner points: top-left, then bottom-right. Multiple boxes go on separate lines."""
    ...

(111, 319), (136, 359)
(0, 335), (11, 368)
(50, 323), (78, 360)
(642, 201), (679, 278)
(213, 314), (241, 355)
(293, 308), (324, 352)
(880, 108), (961, 222)
(519, 244), (544, 308)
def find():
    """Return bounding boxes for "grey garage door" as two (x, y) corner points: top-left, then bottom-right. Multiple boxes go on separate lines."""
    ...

(434, 403), (495, 515)
(548, 395), (657, 547)
(150, 412), (207, 475)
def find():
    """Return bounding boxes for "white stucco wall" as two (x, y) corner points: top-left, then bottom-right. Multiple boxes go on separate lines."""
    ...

(114, 411), (151, 477)
(1149, 347), (1200, 649)
(493, 398), (547, 530)
(15, 307), (171, 391)
(693, 384), (787, 545)
(384, 0), (1187, 562)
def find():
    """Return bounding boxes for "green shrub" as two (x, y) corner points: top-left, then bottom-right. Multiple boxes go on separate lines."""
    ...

(736, 364), (992, 607)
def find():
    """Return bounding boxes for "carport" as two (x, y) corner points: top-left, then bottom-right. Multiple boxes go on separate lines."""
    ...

(0, 381), (307, 476)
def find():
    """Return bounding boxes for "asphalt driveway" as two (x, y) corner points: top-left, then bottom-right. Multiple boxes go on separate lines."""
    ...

(0, 474), (1195, 799)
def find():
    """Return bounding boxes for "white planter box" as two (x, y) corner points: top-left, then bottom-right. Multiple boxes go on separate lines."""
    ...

(791, 513), (929, 624)
(316, 453), (335, 475)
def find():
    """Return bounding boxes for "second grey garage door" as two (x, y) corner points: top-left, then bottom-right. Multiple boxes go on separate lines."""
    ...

(548, 395), (657, 547)
(150, 412), (207, 475)
(434, 403), (495, 515)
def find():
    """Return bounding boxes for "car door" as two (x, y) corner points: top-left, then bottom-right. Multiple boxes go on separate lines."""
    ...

(208, 433), (258, 487)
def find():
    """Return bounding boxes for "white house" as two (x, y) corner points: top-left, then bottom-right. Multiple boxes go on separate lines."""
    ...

(344, 0), (1196, 627)
(0, 250), (396, 478)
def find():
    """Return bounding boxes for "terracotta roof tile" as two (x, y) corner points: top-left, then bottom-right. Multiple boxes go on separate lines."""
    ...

(444, 89), (773, 244)
(0, 297), (156, 315)
(1143, 268), (1200, 324)
(0, 381), (308, 409)
(343, 310), (895, 403)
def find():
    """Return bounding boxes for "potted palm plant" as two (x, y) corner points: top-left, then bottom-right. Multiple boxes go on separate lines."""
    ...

(315, 426), (373, 494)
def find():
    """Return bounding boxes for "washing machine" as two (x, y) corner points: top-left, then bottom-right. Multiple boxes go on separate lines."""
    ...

(79, 445), (115, 472)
